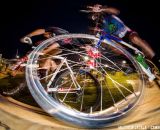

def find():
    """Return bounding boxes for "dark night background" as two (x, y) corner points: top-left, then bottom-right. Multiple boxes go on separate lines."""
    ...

(0, 0), (159, 59)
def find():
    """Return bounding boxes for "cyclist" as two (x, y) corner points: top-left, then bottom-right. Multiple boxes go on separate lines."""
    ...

(19, 27), (71, 77)
(1, 27), (72, 96)
(86, 4), (160, 70)
(20, 27), (70, 53)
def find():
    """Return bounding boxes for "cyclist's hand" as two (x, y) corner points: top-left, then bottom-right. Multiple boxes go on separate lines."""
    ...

(87, 4), (103, 13)
(90, 7), (102, 13)
(20, 36), (32, 45)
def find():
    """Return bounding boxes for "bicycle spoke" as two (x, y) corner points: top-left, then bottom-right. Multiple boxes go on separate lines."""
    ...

(101, 54), (126, 74)
(93, 67), (118, 109)
(97, 61), (132, 103)
(47, 58), (66, 89)
(80, 72), (86, 112)
(61, 79), (74, 102)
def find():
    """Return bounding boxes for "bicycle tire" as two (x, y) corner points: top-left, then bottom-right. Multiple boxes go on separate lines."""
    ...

(26, 34), (144, 128)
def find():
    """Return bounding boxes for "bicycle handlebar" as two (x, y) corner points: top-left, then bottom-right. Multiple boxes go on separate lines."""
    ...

(20, 36), (32, 45)
(80, 5), (120, 15)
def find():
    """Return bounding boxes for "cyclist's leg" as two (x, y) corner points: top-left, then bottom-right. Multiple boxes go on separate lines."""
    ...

(42, 42), (60, 54)
(42, 42), (62, 68)
(41, 59), (58, 71)
(129, 32), (160, 70)
(129, 32), (155, 59)
(38, 42), (61, 78)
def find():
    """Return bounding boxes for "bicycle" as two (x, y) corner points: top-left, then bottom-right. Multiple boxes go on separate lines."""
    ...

(24, 26), (160, 128)
(4, 7), (158, 128)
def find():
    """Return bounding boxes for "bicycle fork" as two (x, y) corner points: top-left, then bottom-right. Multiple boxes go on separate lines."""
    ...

(47, 56), (81, 92)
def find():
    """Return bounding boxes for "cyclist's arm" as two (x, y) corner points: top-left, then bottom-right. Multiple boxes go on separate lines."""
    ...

(102, 7), (120, 15)
(20, 29), (45, 44)
(25, 29), (45, 37)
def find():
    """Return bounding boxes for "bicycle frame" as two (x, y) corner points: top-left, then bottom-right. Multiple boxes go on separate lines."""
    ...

(46, 55), (82, 93)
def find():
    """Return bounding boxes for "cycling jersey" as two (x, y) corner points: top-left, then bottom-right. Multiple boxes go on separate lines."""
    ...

(103, 15), (131, 38)
(33, 27), (81, 47)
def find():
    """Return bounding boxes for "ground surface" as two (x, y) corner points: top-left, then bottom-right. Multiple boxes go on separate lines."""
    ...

(0, 82), (160, 130)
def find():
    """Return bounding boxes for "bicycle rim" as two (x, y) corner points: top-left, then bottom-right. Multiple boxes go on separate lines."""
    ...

(26, 34), (144, 128)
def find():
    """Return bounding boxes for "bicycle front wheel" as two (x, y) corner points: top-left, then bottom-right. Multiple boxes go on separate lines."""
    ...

(26, 34), (144, 128)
